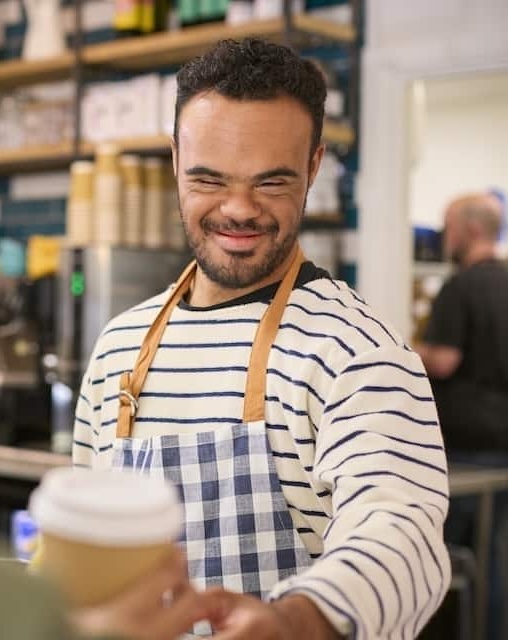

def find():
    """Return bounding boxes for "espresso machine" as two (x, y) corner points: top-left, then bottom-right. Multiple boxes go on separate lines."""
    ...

(51, 246), (190, 453)
(0, 275), (56, 447)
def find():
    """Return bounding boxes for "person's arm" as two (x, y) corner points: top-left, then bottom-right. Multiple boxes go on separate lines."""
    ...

(415, 275), (465, 379)
(72, 333), (108, 469)
(266, 345), (451, 638)
(414, 342), (462, 379)
(192, 589), (341, 640)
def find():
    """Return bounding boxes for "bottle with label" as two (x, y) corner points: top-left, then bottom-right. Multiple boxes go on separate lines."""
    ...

(178, 0), (200, 26)
(199, 0), (229, 23)
(140, 0), (170, 33)
(114, 0), (143, 35)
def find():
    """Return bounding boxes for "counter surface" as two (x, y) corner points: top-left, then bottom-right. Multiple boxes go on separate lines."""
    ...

(0, 445), (71, 481)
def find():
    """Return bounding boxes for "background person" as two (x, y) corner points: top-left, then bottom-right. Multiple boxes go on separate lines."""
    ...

(74, 37), (451, 639)
(415, 191), (508, 640)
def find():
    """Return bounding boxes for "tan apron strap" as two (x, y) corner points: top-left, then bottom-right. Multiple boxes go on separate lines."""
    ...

(116, 260), (197, 438)
(243, 246), (305, 423)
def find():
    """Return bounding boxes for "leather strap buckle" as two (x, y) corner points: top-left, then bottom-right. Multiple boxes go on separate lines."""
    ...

(119, 389), (139, 417)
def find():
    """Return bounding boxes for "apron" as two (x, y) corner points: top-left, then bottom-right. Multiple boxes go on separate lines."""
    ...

(113, 246), (312, 632)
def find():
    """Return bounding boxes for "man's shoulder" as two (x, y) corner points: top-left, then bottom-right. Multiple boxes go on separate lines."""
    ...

(290, 276), (405, 351)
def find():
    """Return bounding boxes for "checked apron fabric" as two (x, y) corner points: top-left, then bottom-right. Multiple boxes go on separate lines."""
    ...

(113, 246), (312, 632)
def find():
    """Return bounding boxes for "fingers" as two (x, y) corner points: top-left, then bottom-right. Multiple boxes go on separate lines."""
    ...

(113, 550), (188, 615)
(148, 586), (211, 640)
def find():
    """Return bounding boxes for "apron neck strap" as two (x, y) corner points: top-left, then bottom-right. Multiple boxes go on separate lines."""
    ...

(117, 259), (197, 438)
(243, 245), (305, 422)
(117, 246), (305, 437)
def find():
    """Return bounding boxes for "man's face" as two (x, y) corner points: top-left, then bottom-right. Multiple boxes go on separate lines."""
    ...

(172, 92), (323, 293)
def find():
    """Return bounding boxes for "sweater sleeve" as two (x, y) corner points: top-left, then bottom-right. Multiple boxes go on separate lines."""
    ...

(269, 345), (451, 640)
(72, 339), (106, 469)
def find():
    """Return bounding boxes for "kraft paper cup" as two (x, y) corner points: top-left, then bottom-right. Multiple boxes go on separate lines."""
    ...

(29, 467), (182, 607)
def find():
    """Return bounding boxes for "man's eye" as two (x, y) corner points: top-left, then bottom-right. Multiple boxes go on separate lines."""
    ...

(194, 178), (223, 188)
(260, 181), (284, 188)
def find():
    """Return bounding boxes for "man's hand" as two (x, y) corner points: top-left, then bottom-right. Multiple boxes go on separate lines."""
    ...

(200, 589), (342, 640)
(72, 550), (205, 639)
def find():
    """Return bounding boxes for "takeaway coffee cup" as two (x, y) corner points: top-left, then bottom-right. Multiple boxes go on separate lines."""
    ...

(29, 467), (183, 607)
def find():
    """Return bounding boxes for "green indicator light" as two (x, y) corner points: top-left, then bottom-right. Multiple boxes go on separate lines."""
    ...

(70, 271), (85, 297)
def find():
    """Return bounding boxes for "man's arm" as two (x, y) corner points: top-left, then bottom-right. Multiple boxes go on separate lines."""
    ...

(416, 274), (465, 379)
(268, 345), (451, 638)
(414, 342), (462, 379)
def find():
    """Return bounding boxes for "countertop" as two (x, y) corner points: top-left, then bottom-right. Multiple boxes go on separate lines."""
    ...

(0, 445), (71, 481)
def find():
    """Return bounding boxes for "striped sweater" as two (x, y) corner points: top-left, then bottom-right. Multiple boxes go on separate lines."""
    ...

(73, 262), (451, 639)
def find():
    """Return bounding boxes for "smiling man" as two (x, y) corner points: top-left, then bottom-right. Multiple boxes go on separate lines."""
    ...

(73, 38), (450, 639)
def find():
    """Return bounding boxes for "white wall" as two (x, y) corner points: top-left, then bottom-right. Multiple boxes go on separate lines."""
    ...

(410, 74), (508, 230)
(359, 0), (508, 339)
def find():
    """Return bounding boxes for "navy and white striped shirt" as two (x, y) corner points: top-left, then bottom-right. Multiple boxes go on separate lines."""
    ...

(73, 263), (451, 639)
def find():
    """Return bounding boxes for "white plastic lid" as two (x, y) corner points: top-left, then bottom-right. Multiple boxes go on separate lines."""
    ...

(29, 468), (183, 547)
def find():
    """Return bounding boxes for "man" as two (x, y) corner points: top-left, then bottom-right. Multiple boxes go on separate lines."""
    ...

(416, 192), (508, 450)
(416, 192), (508, 640)
(74, 38), (450, 638)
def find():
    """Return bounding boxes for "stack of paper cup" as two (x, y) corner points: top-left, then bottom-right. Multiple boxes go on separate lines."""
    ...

(29, 467), (183, 607)
(143, 157), (165, 248)
(94, 142), (121, 245)
(66, 161), (94, 247)
(120, 154), (143, 246)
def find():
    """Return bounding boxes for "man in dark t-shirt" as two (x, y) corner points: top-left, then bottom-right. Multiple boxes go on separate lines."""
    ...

(417, 192), (508, 450)
(416, 192), (508, 640)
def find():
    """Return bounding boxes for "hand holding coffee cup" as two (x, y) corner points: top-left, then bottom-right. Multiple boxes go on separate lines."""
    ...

(29, 467), (183, 608)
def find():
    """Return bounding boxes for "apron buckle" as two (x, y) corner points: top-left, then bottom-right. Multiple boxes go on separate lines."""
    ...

(119, 389), (139, 417)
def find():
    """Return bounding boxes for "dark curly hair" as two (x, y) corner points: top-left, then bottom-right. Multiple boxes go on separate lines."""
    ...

(174, 37), (327, 156)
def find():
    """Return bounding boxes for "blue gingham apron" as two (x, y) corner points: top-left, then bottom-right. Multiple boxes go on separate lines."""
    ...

(113, 246), (312, 631)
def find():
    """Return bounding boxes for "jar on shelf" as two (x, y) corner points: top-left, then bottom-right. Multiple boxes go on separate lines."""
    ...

(120, 154), (144, 246)
(66, 161), (94, 247)
(94, 143), (122, 246)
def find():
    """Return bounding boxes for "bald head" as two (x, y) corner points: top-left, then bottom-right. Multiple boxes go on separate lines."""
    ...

(444, 193), (503, 265)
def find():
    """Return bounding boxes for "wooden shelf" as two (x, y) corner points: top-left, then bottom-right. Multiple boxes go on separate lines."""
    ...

(0, 52), (75, 91)
(0, 15), (354, 90)
(82, 15), (354, 71)
(0, 141), (75, 173)
(0, 119), (354, 173)
(80, 134), (173, 157)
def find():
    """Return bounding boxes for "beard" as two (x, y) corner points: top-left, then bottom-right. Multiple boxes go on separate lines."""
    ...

(179, 199), (306, 290)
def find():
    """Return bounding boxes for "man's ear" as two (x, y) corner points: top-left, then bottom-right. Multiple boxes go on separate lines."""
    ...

(169, 136), (178, 176)
(308, 143), (326, 189)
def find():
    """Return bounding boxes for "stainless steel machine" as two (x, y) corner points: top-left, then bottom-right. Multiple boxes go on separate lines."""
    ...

(51, 246), (190, 453)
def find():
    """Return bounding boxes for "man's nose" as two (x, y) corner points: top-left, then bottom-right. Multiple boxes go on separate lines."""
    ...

(219, 188), (261, 221)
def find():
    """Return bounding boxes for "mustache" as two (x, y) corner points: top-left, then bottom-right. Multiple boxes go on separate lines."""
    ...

(201, 219), (278, 234)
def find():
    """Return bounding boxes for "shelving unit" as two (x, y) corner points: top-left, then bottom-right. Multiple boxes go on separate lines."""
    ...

(0, 12), (358, 174)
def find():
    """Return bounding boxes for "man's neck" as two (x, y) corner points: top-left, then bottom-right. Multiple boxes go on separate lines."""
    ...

(462, 242), (496, 268)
